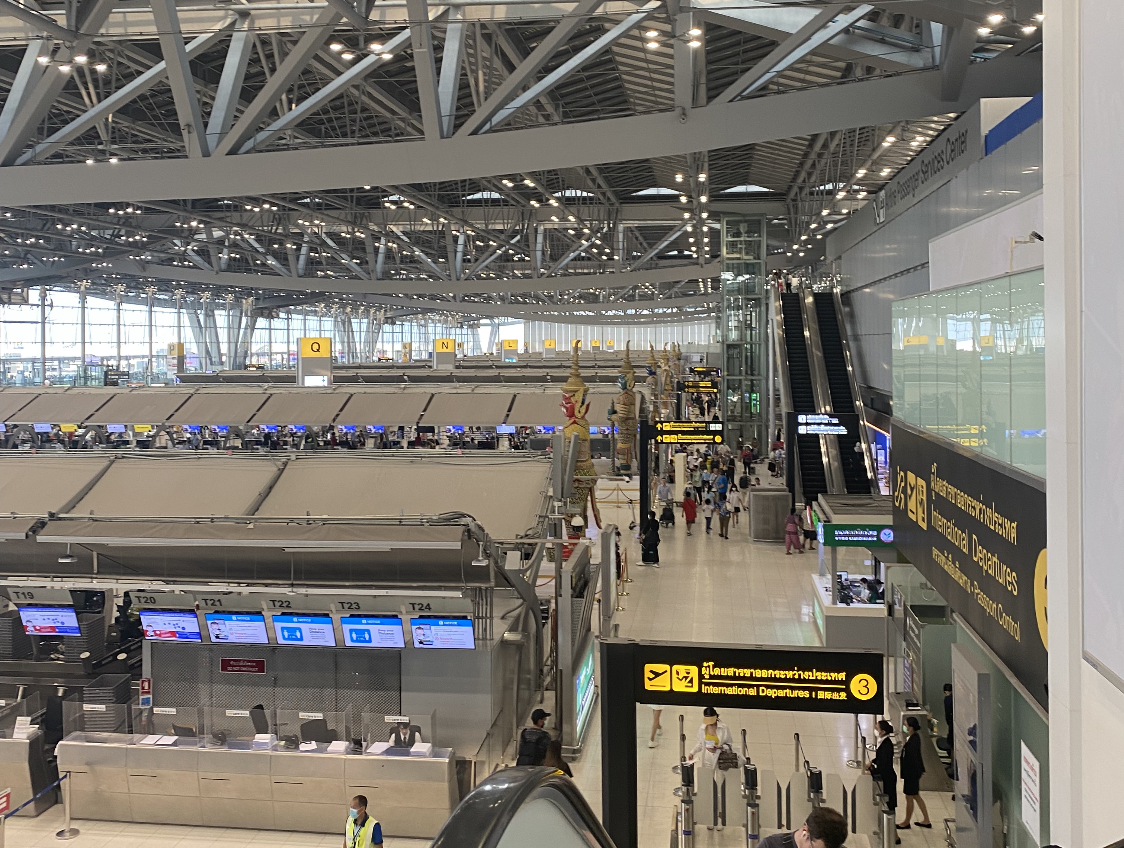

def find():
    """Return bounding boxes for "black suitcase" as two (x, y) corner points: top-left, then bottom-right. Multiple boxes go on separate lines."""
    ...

(659, 505), (675, 527)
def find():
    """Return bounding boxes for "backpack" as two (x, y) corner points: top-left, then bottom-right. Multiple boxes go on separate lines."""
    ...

(516, 727), (551, 766)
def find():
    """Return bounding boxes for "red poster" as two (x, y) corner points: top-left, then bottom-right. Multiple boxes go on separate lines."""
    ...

(220, 658), (266, 674)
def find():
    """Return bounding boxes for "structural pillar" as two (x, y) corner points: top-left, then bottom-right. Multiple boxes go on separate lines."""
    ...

(1044, 2), (1124, 845)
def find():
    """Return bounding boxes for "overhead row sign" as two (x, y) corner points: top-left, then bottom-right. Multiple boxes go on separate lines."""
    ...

(654, 420), (723, 444)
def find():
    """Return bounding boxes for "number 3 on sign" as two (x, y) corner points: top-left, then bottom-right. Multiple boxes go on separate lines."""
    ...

(849, 674), (878, 700)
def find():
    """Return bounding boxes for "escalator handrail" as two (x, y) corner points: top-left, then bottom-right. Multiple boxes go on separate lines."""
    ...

(830, 287), (879, 494)
(432, 766), (616, 848)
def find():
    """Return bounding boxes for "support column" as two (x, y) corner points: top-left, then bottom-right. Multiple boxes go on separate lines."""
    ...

(39, 284), (46, 385)
(1044, 2), (1117, 846)
(79, 282), (87, 383)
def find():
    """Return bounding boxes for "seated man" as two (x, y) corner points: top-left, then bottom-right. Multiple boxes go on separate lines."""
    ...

(758, 807), (848, 848)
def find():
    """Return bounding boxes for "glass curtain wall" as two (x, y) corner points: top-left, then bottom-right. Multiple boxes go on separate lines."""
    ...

(719, 215), (767, 446)
(891, 268), (1045, 478)
(0, 288), (483, 386)
(523, 321), (715, 353)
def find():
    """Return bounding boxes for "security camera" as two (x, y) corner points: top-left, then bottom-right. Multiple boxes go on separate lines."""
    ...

(1030, 231), (1044, 242)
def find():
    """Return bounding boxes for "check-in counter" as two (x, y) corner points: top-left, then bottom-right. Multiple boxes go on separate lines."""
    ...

(56, 735), (458, 836)
(0, 732), (57, 816)
(811, 575), (886, 651)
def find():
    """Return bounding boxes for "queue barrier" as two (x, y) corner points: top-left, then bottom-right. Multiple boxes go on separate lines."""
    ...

(0, 771), (78, 845)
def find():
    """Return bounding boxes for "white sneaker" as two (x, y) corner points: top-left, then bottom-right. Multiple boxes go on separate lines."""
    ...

(648, 740), (658, 748)
(716, 825), (724, 832)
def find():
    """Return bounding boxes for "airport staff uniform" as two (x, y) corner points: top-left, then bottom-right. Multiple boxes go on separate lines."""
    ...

(346, 813), (382, 848)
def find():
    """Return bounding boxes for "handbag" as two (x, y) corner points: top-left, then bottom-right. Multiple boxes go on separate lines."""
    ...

(716, 747), (739, 771)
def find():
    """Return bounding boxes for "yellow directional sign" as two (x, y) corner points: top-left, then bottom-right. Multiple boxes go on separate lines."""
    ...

(166, 342), (184, 356)
(643, 664), (671, 691)
(590, 339), (601, 349)
(300, 337), (331, 357)
(544, 339), (557, 350)
(434, 338), (455, 353)
(654, 421), (724, 444)
(502, 339), (518, 350)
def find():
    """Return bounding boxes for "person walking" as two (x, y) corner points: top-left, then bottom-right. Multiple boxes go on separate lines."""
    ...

(727, 486), (741, 527)
(702, 497), (715, 534)
(647, 704), (663, 748)
(785, 507), (804, 554)
(717, 497), (731, 539)
(868, 720), (901, 844)
(898, 716), (933, 829)
(641, 510), (661, 566)
(689, 707), (735, 831)
(756, 808), (849, 848)
(543, 739), (573, 777)
(344, 795), (383, 848)
(516, 709), (552, 765)
(682, 491), (698, 536)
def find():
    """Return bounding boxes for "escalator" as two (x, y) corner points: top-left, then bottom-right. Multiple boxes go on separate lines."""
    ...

(433, 766), (613, 848)
(813, 292), (872, 494)
(779, 292), (828, 502)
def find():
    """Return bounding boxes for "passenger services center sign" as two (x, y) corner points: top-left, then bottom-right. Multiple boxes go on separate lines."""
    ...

(631, 641), (883, 714)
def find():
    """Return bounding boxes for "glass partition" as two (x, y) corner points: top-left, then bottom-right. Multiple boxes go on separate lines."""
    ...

(274, 709), (351, 750)
(62, 695), (131, 741)
(203, 706), (274, 748)
(130, 706), (204, 744)
(892, 269), (1044, 478)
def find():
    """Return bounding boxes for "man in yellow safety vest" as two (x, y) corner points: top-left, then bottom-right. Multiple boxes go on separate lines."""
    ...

(344, 794), (383, 848)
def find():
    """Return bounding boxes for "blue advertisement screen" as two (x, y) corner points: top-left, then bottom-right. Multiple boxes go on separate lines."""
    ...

(205, 612), (269, 644)
(338, 425), (356, 433)
(496, 425), (516, 435)
(139, 609), (202, 642)
(575, 642), (596, 736)
(410, 617), (475, 649)
(272, 614), (336, 647)
(342, 616), (406, 648)
(19, 606), (81, 636)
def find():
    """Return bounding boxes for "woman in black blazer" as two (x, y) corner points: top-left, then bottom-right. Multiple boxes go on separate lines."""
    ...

(867, 720), (901, 844)
(898, 716), (932, 829)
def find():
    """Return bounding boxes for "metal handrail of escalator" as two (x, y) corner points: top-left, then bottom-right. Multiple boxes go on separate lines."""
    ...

(431, 766), (616, 848)
(799, 285), (845, 495)
(771, 287), (800, 506)
(831, 286), (880, 494)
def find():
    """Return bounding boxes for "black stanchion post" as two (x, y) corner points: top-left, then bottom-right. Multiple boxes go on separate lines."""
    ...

(639, 422), (652, 531)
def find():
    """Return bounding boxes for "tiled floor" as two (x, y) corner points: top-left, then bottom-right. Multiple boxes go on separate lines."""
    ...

(6, 473), (950, 848)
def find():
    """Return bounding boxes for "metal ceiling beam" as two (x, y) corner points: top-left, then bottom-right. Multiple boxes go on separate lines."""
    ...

(0, 0), (117, 165)
(0, 0), (76, 40)
(0, 53), (1041, 205)
(481, 1), (659, 132)
(407, 0), (442, 140)
(455, 0), (604, 136)
(626, 221), (688, 269)
(239, 28), (412, 152)
(437, 9), (466, 137)
(105, 256), (718, 295)
(322, 0), (369, 31)
(714, 4), (861, 104)
(149, 0), (210, 157)
(206, 17), (254, 151)
(212, 6), (343, 156)
(696, 0), (930, 73)
(16, 22), (235, 164)
(939, 19), (977, 101)
(0, 38), (46, 143)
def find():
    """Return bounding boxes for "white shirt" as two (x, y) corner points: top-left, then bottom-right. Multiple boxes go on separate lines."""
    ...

(689, 720), (734, 769)
(727, 490), (741, 509)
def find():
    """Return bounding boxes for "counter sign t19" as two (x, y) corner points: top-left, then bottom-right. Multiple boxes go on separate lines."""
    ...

(655, 421), (724, 444)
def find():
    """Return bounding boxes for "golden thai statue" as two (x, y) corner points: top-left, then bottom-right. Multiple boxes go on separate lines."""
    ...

(560, 345), (601, 526)
(608, 342), (639, 473)
(658, 346), (674, 404)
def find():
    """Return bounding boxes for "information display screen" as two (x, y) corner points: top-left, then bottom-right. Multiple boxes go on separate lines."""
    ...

(271, 614), (336, 647)
(496, 425), (516, 435)
(205, 612), (269, 644)
(139, 609), (203, 642)
(19, 606), (81, 636)
(342, 615), (406, 648)
(410, 616), (475, 649)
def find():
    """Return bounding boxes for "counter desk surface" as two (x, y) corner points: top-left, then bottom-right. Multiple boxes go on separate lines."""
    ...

(56, 733), (459, 837)
(811, 574), (887, 652)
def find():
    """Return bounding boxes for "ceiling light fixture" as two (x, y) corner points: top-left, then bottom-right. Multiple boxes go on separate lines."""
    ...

(330, 42), (344, 51)
(644, 29), (659, 38)
(646, 40), (659, 49)
(1021, 24), (1037, 34)
(688, 27), (701, 36)
(987, 12), (1004, 24)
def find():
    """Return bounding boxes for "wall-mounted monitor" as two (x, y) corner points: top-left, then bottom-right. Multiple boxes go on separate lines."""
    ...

(259, 424), (278, 433)
(366, 425), (385, 434)
(496, 425), (516, 435)
(447, 425), (465, 434)
(205, 612), (269, 644)
(337, 425), (356, 434)
(19, 602), (81, 634)
(271, 614), (336, 647)
(409, 616), (476, 649)
(288, 425), (306, 433)
(19, 606), (81, 636)
(341, 615), (405, 648)
(183, 425), (201, 433)
(214, 425), (230, 435)
(106, 423), (126, 433)
(538, 426), (556, 434)
(139, 609), (202, 642)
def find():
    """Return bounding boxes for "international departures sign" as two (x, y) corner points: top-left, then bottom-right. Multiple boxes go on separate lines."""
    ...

(891, 421), (1048, 709)
(632, 642), (883, 715)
